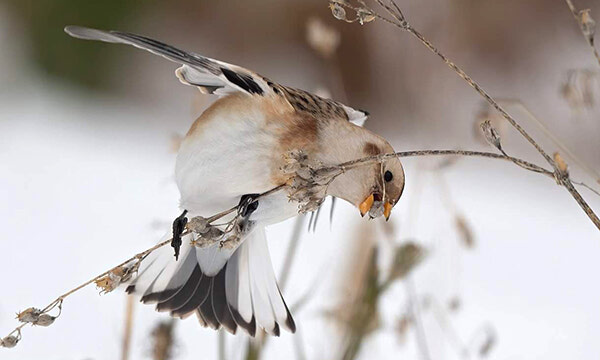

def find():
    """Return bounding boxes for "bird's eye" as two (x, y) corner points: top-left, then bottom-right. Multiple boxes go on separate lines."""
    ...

(384, 170), (393, 182)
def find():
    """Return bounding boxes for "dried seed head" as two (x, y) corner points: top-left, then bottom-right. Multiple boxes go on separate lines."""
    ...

(329, 1), (347, 21)
(187, 216), (210, 234)
(480, 120), (502, 151)
(16, 307), (42, 323)
(33, 314), (56, 327)
(1, 335), (19, 348)
(282, 150), (333, 214)
(306, 17), (341, 58)
(579, 9), (596, 44)
(95, 265), (134, 295)
(388, 242), (426, 282)
(455, 214), (475, 249)
(553, 152), (569, 184)
(357, 8), (376, 25)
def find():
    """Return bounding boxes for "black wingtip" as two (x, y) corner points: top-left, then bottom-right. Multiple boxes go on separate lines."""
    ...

(272, 322), (281, 337)
(229, 306), (257, 337)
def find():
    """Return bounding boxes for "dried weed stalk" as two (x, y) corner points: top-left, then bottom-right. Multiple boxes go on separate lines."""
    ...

(329, 0), (600, 231)
(1, 146), (594, 349)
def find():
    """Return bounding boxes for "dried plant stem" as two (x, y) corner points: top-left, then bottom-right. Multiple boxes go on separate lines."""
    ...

(564, 0), (600, 66)
(331, 0), (600, 230)
(406, 278), (431, 360)
(3, 147), (597, 345)
(121, 296), (135, 360)
(497, 99), (600, 184)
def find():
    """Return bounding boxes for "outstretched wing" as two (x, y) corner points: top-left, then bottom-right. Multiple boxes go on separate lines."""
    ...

(65, 26), (270, 96)
(64, 26), (369, 124)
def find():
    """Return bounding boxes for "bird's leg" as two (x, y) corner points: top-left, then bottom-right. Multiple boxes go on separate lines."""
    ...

(171, 209), (188, 261)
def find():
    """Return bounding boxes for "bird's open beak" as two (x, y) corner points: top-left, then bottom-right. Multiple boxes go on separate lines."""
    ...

(359, 194), (374, 217)
(383, 202), (393, 221)
(359, 194), (394, 220)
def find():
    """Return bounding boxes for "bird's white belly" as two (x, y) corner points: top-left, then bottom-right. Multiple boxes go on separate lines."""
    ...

(175, 110), (280, 216)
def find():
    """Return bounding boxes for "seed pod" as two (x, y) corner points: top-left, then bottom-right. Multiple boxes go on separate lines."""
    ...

(480, 120), (502, 151)
(16, 308), (41, 323)
(33, 314), (56, 327)
(187, 216), (210, 234)
(357, 8), (376, 25)
(329, 1), (347, 21)
(1, 335), (19, 348)
(554, 152), (568, 177)
(579, 9), (596, 44)
(95, 271), (122, 294)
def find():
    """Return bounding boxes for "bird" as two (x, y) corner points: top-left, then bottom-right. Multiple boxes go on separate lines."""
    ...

(64, 26), (406, 336)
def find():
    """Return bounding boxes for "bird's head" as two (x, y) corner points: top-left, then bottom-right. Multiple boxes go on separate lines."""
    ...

(326, 134), (405, 220)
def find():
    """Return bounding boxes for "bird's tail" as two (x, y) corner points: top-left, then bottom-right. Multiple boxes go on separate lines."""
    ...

(126, 228), (295, 336)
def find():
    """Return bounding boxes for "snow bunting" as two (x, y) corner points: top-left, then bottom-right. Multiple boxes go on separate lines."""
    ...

(64, 26), (405, 336)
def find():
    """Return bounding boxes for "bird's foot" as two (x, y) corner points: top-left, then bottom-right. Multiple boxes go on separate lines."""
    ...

(171, 210), (188, 261)
(238, 194), (260, 218)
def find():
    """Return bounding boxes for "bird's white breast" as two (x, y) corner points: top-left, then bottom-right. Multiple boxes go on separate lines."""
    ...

(175, 95), (283, 217)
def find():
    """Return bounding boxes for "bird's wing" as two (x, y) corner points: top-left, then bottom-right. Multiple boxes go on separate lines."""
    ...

(278, 86), (369, 127)
(64, 26), (369, 125)
(64, 26), (271, 96)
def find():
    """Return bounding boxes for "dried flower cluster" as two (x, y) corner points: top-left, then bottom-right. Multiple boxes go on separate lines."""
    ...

(95, 260), (140, 294)
(16, 308), (56, 327)
(329, 1), (376, 25)
(281, 149), (339, 213)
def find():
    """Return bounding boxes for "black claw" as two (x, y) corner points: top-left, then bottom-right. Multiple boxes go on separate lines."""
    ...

(238, 194), (259, 218)
(172, 210), (188, 261)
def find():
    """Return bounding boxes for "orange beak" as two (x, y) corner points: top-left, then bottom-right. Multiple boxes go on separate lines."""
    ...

(384, 202), (393, 221)
(359, 194), (374, 217)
